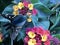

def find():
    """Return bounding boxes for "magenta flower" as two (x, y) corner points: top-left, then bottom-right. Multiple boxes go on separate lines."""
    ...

(19, 7), (29, 15)
(44, 40), (50, 45)
(20, 2), (37, 15)
(13, 1), (37, 15)
(32, 9), (37, 15)
(24, 27), (52, 45)
(23, 2), (29, 7)
(24, 36), (29, 43)
(52, 37), (60, 45)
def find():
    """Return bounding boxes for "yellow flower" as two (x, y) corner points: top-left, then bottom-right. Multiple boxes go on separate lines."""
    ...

(41, 35), (47, 42)
(13, 11), (19, 16)
(0, 38), (2, 42)
(27, 18), (32, 22)
(28, 4), (33, 10)
(0, 33), (3, 42)
(28, 39), (36, 45)
(28, 31), (36, 38)
(13, 5), (19, 11)
(18, 2), (24, 9)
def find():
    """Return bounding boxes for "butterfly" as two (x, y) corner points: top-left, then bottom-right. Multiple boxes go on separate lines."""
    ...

(0, 14), (26, 30)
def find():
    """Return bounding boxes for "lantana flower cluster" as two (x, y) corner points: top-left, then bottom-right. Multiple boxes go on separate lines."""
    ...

(13, 2), (37, 22)
(24, 27), (52, 45)
(13, 2), (37, 16)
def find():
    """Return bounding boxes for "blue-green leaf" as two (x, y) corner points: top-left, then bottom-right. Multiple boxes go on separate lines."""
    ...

(30, 0), (39, 4)
(32, 15), (50, 30)
(40, 0), (50, 5)
(50, 27), (60, 34)
(12, 0), (21, 4)
(50, 16), (60, 30)
(2, 4), (13, 14)
(0, 16), (10, 22)
(34, 2), (51, 15)
(50, 0), (60, 4)
(37, 10), (49, 18)
(54, 34), (60, 39)
(17, 30), (25, 41)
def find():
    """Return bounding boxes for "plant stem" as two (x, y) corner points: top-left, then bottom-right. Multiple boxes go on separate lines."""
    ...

(11, 38), (13, 45)
(51, 3), (60, 11)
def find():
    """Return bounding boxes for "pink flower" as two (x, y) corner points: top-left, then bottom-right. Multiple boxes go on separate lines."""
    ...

(26, 27), (36, 34)
(44, 40), (50, 45)
(23, 2), (37, 15)
(32, 9), (37, 15)
(36, 27), (44, 35)
(31, 27), (37, 33)
(26, 28), (32, 34)
(19, 7), (28, 15)
(23, 2), (29, 7)
(24, 27), (51, 45)
(36, 43), (41, 45)
(24, 36), (29, 43)
(35, 27), (50, 36)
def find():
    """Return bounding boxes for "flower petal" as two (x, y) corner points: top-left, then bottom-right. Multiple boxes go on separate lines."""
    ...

(23, 2), (29, 7)
(32, 9), (37, 15)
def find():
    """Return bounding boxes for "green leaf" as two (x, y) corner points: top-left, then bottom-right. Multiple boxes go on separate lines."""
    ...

(54, 34), (60, 40)
(50, 16), (57, 24)
(1, 4), (13, 22)
(50, 16), (60, 30)
(32, 15), (50, 30)
(12, 0), (21, 4)
(40, 0), (50, 5)
(37, 10), (49, 18)
(30, 0), (39, 4)
(17, 30), (25, 41)
(50, 27), (60, 34)
(0, 16), (10, 22)
(50, 0), (60, 4)
(1, 22), (10, 38)
(34, 2), (51, 15)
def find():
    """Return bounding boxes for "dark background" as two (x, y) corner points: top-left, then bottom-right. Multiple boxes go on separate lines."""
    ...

(0, 0), (12, 13)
